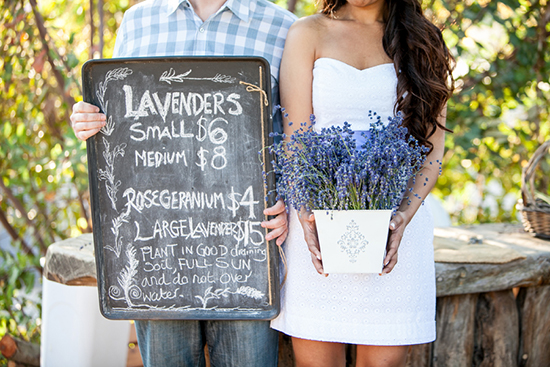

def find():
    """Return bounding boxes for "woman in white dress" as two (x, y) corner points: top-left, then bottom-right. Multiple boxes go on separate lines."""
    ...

(270, 0), (454, 366)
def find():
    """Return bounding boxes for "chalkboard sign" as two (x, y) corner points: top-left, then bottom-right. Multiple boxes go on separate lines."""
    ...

(82, 57), (278, 320)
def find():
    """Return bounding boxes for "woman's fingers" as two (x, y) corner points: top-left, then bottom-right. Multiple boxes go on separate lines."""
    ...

(382, 236), (400, 274)
(298, 210), (326, 275)
(310, 252), (325, 275)
(389, 210), (406, 231)
(383, 212), (407, 274)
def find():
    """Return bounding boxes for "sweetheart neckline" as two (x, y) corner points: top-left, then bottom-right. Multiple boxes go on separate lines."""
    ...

(314, 57), (394, 72)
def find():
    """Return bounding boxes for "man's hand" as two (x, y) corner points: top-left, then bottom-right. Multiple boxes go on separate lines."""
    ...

(70, 101), (106, 141)
(261, 199), (288, 246)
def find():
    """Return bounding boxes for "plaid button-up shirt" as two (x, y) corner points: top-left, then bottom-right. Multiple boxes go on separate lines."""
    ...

(113, 0), (296, 132)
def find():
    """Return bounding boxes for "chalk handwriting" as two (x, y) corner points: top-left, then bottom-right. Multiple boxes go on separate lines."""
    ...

(123, 86), (242, 120)
(135, 149), (188, 168)
(123, 186), (260, 217)
(133, 217), (264, 244)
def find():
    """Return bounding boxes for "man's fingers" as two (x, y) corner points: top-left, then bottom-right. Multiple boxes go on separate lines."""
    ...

(76, 128), (102, 141)
(72, 112), (107, 124)
(72, 101), (101, 113)
(261, 212), (287, 230)
(263, 199), (285, 216)
(70, 102), (106, 140)
(275, 229), (288, 246)
(261, 202), (288, 244)
(73, 120), (106, 132)
(265, 225), (285, 242)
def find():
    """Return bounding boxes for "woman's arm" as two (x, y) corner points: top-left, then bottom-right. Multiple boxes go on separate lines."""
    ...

(279, 18), (317, 135)
(382, 106), (447, 274)
(279, 18), (328, 274)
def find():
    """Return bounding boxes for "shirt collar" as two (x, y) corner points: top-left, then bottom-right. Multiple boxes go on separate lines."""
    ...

(167, 0), (189, 15)
(224, 0), (250, 23)
(166, 0), (250, 22)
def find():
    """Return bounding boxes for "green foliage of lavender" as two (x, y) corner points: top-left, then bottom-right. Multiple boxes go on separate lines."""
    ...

(269, 113), (430, 212)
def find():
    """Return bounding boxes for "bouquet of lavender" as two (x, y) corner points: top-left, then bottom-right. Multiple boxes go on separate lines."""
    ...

(268, 113), (430, 212)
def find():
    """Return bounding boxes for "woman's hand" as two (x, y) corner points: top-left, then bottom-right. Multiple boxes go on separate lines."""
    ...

(298, 209), (326, 275)
(261, 199), (288, 246)
(70, 101), (106, 141)
(382, 211), (409, 275)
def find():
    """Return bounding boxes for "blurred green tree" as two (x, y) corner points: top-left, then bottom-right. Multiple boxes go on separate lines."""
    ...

(0, 0), (128, 358)
(428, 0), (550, 224)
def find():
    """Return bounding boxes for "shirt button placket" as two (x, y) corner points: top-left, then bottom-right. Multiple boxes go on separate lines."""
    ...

(195, 22), (208, 55)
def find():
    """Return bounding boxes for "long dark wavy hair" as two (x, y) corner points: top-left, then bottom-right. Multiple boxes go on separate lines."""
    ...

(321, 0), (454, 150)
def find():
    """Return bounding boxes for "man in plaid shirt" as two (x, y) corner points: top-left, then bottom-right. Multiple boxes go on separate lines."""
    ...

(70, 0), (295, 365)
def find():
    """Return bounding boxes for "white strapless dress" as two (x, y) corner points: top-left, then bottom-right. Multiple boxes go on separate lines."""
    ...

(270, 58), (436, 345)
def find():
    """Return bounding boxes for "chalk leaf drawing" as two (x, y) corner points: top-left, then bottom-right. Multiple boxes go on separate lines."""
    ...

(101, 113), (115, 136)
(109, 243), (142, 307)
(96, 67), (132, 135)
(159, 68), (236, 84)
(195, 287), (231, 309)
(98, 137), (127, 211)
(195, 286), (265, 309)
(106, 208), (130, 257)
(337, 220), (368, 263)
(233, 286), (265, 300)
(96, 67), (133, 111)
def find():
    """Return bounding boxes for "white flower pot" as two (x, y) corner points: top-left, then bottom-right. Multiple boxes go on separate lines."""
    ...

(313, 209), (392, 273)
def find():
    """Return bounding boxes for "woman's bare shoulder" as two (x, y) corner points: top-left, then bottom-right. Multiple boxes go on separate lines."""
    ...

(286, 13), (327, 43)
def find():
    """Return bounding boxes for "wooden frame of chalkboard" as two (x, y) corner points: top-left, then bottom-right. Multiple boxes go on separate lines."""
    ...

(82, 57), (279, 320)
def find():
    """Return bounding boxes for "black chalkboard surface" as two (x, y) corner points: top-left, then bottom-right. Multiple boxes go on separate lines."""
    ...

(82, 57), (278, 320)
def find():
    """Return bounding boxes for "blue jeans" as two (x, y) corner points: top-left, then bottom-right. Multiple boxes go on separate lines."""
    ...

(134, 320), (278, 367)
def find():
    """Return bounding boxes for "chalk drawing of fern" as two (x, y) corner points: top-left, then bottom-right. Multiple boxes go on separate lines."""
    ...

(95, 68), (132, 135)
(100, 112), (115, 136)
(98, 137), (126, 211)
(159, 68), (236, 84)
(232, 286), (265, 300)
(108, 243), (142, 307)
(96, 67), (133, 111)
(106, 208), (130, 257)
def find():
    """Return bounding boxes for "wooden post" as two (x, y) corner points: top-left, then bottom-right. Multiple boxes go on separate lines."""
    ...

(473, 290), (519, 367)
(433, 294), (478, 367)
(517, 285), (550, 367)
